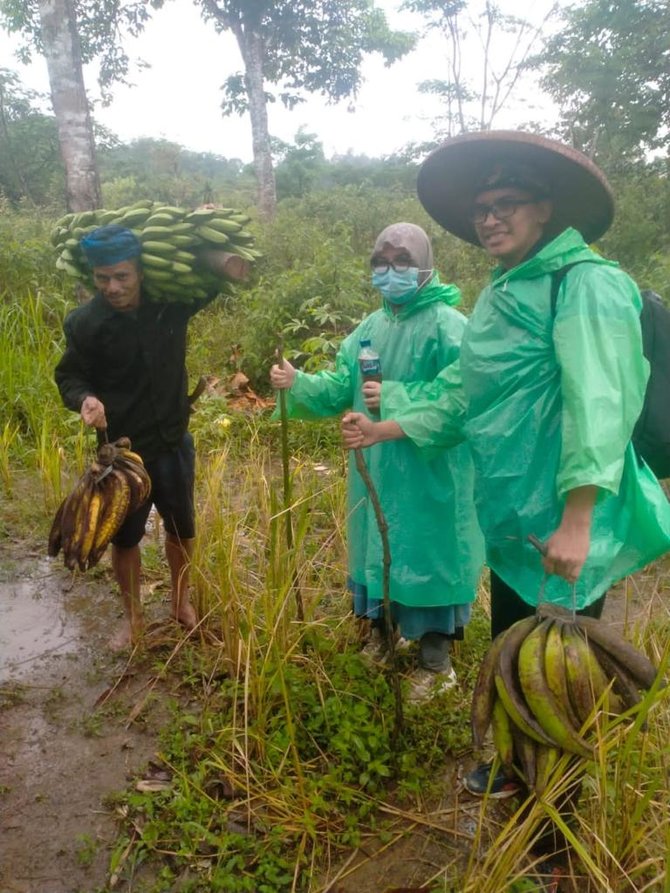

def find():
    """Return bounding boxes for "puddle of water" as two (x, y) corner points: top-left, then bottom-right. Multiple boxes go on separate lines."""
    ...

(0, 561), (81, 681)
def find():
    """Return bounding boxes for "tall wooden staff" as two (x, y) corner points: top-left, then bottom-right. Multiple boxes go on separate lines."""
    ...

(354, 448), (404, 736)
(275, 341), (305, 622)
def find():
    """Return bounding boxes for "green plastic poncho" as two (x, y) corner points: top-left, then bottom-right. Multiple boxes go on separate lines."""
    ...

(385, 229), (670, 610)
(281, 274), (485, 629)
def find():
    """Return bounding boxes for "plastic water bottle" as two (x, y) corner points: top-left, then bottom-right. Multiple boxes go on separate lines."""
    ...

(358, 339), (382, 383)
(358, 339), (382, 416)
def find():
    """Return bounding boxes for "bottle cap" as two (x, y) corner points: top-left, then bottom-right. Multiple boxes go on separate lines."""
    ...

(360, 339), (371, 347)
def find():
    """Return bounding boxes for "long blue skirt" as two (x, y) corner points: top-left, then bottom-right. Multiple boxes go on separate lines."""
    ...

(348, 577), (471, 640)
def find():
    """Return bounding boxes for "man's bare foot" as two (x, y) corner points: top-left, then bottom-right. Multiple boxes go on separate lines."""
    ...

(109, 618), (142, 652)
(172, 599), (198, 631)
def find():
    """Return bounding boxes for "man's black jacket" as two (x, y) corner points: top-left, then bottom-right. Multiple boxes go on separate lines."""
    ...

(55, 292), (209, 462)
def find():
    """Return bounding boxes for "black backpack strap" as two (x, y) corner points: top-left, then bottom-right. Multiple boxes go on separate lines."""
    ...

(550, 261), (594, 316)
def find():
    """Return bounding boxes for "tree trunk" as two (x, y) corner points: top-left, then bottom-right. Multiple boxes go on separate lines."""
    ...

(236, 28), (276, 220)
(37, 0), (101, 211)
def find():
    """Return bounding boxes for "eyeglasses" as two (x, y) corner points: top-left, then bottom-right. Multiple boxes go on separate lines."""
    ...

(469, 197), (536, 224)
(371, 259), (413, 275)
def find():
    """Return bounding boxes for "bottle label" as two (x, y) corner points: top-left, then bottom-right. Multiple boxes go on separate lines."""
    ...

(360, 358), (382, 377)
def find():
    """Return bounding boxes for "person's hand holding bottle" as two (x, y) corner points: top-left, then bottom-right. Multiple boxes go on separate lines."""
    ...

(362, 381), (381, 411)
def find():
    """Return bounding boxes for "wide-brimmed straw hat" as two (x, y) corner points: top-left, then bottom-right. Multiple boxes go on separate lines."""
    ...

(417, 130), (615, 246)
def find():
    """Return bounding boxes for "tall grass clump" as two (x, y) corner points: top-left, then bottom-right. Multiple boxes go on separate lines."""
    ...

(0, 287), (75, 467)
(0, 420), (20, 495)
(0, 206), (97, 520)
(191, 417), (349, 663)
(0, 205), (72, 455)
(0, 199), (62, 294)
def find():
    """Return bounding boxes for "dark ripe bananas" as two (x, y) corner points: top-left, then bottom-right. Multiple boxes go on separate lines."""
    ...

(51, 201), (261, 304)
(470, 608), (662, 795)
(47, 437), (151, 571)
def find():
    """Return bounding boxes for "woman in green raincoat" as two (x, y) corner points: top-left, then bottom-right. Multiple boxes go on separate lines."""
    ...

(341, 133), (670, 793)
(270, 222), (484, 702)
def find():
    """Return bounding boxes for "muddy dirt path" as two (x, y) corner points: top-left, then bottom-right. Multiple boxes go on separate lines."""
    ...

(0, 545), (176, 893)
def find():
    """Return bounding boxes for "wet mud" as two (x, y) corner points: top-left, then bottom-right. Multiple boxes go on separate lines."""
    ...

(0, 547), (166, 893)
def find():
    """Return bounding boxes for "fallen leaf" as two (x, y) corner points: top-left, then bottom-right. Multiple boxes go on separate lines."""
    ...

(229, 371), (250, 392)
(135, 779), (172, 793)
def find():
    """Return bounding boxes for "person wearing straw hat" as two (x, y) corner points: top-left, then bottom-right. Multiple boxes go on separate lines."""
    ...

(271, 222), (485, 702)
(341, 132), (670, 793)
(55, 225), (210, 650)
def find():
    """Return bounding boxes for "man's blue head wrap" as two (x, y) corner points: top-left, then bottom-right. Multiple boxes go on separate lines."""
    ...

(80, 225), (142, 268)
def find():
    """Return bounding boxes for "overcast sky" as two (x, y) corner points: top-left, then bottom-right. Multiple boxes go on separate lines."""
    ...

(1, 0), (561, 161)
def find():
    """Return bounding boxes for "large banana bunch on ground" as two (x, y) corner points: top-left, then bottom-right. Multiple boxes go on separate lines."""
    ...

(50, 201), (261, 303)
(48, 438), (151, 572)
(471, 611), (660, 794)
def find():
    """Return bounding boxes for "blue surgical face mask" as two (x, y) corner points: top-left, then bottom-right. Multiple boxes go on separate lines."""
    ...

(371, 266), (421, 304)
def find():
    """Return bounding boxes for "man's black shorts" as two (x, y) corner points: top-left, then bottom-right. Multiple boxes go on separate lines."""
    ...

(112, 433), (196, 548)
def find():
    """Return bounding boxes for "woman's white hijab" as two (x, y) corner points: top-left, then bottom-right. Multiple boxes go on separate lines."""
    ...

(372, 223), (434, 288)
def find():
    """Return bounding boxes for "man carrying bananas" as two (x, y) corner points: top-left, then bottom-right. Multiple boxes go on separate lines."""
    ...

(340, 132), (670, 798)
(55, 224), (209, 649)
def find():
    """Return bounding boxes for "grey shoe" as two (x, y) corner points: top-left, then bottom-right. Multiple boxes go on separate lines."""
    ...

(360, 629), (412, 664)
(407, 665), (458, 703)
(359, 626), (387, 663)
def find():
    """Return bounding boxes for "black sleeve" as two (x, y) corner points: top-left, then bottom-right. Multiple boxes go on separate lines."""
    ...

(54, 313), (96, 412)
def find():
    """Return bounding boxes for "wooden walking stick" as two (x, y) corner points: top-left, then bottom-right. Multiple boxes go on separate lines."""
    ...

(276, 340), (305, 622)
(353, 448), (404, 737)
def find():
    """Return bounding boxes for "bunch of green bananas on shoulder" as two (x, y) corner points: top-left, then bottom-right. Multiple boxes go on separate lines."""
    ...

(471, 610), (661, 795)
(48, 437), (151, 572)
(50, 201), (261, 304)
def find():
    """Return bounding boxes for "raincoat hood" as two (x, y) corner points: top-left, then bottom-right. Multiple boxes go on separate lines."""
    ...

(492, 228), (617, 286)
(382, 272), (461, 319)
(372, 222), (433, 285)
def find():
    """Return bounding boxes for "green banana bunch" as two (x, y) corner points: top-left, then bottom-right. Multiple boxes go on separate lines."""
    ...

(48, 438), (151, 572)
(50, 201), (261, 303)
(470, 609), (661, 795)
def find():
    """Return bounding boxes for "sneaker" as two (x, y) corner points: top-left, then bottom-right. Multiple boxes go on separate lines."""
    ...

(463, 761), (522, 798)
(359, 626), (388, 664)
(406, 666), (458, 703)
(395, 636), (412, 653)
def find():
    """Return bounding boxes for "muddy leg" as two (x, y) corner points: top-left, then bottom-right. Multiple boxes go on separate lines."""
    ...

(110, 544), (143, 649)
(165, 534), (197, 630)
